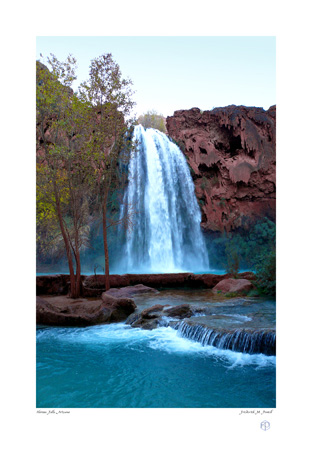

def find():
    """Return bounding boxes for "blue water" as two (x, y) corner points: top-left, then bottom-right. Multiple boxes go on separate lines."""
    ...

(36, 269), (232, 276)
(37, 293), (275, 408)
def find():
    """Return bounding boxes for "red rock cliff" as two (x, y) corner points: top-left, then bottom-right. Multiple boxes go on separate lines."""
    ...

(166, 105), (276, 233)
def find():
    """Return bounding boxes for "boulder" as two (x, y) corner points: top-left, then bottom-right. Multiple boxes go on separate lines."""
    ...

(141, 305), (166, 319)
(131, 317), (161, 330)
(125, 310), (141, 326)
(163, 304), (195, 318)
(103, 284), (158, 299)
(128, 303), (200, 330)
(101, 294), (137, 322)
(212, 278), (254, 294)
(127, 305), (167, 330)
(36, 295), (136, 326)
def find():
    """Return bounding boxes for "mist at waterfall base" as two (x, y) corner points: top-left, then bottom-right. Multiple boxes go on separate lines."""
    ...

(37, 292), (275, 408)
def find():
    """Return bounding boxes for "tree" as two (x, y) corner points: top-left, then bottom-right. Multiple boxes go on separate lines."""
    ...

(79, 54), (136, 291)
(36, 55), (93, 298)
(225, 240), (241, 277)
(137, 110), (167, 133)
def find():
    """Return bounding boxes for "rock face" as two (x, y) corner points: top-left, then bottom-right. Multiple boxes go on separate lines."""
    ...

(36, 294), (136, 327)
(166, 105), (276, 233)
(212, 278), (254, 294)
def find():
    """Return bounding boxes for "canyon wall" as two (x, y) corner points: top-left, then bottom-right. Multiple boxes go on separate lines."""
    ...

(166, 105), (276, 233)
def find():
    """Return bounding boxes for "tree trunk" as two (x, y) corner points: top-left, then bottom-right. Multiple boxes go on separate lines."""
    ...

(73, 230), (82, 299)
(73, 252), (81, 298)
(102, 191), (110, 291)
(53, 181), (79, 298)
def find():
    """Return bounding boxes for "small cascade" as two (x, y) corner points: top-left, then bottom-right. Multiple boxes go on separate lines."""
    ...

(175, 320), (276, 356)
(119, 125), (209, 273)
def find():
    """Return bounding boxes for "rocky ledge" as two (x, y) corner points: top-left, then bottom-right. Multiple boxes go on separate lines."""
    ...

(176, 319), (276, 356)
(36, 272), (256, 296)
(36, 284), (156, 326)
(36, 282), (275, 355)
(125, 302), (275, 355)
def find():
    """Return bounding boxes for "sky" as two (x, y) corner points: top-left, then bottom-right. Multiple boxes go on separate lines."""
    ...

(36, 36), (275, 118)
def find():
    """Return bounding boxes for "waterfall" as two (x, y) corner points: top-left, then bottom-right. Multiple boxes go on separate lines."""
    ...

(175, 320), (276, 356)
(120, 125), (209, 273)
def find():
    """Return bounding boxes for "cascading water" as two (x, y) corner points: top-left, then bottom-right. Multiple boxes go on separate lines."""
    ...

(174, 320), (276, 356)
(119, 125), (209, 273)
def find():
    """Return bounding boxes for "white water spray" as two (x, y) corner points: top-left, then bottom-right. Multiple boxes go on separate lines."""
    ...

(120, 125), (209, 272)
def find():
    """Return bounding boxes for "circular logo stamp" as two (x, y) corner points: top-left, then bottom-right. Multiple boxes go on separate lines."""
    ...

(260, 420), (270, 431)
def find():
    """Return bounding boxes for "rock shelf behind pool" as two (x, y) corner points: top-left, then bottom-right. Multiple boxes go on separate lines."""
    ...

(37, 272), (256, 296)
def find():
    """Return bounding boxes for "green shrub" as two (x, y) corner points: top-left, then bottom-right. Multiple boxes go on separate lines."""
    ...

(224, 292), (239, 298)
(225, 241), (241, 277)
(246, 288), (261, 297)
(255, 249), (276, 296)
(205, 218), (276, 282)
